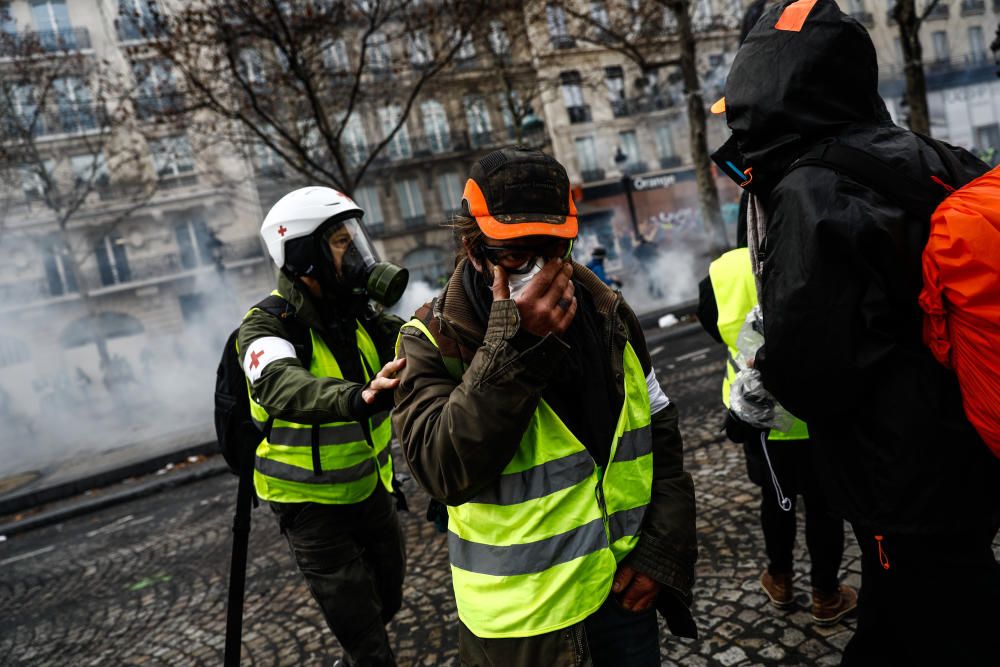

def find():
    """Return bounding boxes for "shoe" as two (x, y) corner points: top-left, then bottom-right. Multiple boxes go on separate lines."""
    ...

(760, 570), (795, 609)
(811, 584), (858, 626)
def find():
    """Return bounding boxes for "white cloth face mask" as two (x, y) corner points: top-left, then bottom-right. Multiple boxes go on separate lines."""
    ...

(507, 257), (546, 298)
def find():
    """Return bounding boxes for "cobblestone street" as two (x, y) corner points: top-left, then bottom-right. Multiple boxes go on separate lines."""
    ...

(1, 328), (865, 666)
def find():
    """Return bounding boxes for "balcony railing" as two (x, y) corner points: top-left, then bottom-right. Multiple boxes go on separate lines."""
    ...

(926, 3), (950, 20)
(117, 17), (166, 42)
(580, 168), (606, 183)
(550, 34), (576, 50)
(403, 215), (427, 229)
(622, 94), (675, 115)
(567, 105), (592, 124)
(961, 0), (986, 14)
(135, 92), (185, 120)
(622, 161), (649, 175)
(659, 155), (683, 169)
(157, 173), (198, 189)
(5, 103), (102, 138)
(0, 27), (92, 55)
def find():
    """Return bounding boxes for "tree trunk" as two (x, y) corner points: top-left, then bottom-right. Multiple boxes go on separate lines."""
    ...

(674, 1), (728, 253)
(895, 0), (931, 136)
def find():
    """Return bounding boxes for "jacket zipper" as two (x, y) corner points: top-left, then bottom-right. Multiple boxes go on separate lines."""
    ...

(572, 623), (586, 666)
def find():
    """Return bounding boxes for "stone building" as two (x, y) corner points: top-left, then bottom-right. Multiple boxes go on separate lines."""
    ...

(0, 0), (269, 432)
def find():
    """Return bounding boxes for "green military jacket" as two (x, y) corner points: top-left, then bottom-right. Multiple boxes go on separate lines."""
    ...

(393, 259), (698, 637)
(237, 273), (404, 431)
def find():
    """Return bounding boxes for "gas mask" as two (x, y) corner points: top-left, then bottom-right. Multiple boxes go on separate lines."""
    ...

(284, 216), (408, 313)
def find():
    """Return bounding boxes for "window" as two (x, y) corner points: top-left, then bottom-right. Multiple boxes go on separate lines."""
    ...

(969, 26), (986, 63)
(175, 218), (215, 269)
(2, 2), (18, 34)
(341, 113), (368, 166)
(655, 125), (678, 167)
(561, 71), (590, 124)
(421, 100), (451, 153)
(367, 32), (390, 71)
(43, 239), (77, 296)
(150, 135), (195, 178)
(456, 33), (476, 61)
(590, 1), (609, 27)
(409, 30), (433, 67)
(118, 0), (158, 41)
(30, 0), (72, 49)
(574, 137), (600, 175)
(353, 185), (385, 234)
(255, 142), (284, 177)
(395, 178), (426, 228)
(54, 77), (95, 133)
(133, 59), (180, 118)
(848, 0), (865, 11)
(323, 39), (350, 72)
(436, 171), (462, 217)
(95, 231), (131, 286)
(70, 153), (109, 188)
(238, 49), (265, 85)
(8, 83), (38, 134)
(931, 30), (949, 62)
(487, 20), (510, 57)
(464, 95), (492, 147)
(618, 129), (641, 170)
(546, 4), (574, 48)
(498, 91), (522, 138)
(20, 161), (52, 200)
(605, 65), (626, 116)
(378, 104), (411, 160)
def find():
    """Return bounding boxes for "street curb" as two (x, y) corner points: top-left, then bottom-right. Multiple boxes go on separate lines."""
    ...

(0, 459), (230, 537)
(0, 441), (218, 517)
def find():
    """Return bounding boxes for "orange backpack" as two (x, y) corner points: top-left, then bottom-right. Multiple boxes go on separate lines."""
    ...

(919, 166), (1000, 457)
(790, 137), (999, 457)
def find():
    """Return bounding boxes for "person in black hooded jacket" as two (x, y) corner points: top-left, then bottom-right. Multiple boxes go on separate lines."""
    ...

(711, 1), (1000, 664)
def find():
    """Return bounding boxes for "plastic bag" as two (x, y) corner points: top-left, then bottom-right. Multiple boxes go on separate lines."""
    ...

(729, 306), (794, 432)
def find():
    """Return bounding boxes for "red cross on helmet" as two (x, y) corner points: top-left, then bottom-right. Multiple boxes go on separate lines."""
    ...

(260, 186), (364, 269)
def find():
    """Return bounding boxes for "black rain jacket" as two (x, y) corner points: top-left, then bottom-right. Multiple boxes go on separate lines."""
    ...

(714, 0), (1000, 537)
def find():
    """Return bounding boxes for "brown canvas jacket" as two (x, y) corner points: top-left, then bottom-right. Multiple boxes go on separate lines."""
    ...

(393, 259), (697, 636)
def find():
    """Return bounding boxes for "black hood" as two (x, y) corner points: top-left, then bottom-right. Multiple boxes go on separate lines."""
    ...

(714, 0), (891, 197)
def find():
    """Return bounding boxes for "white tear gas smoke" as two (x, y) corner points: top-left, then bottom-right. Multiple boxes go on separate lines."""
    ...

(617, 245), (705, 314)
(0, 269), (252, 481)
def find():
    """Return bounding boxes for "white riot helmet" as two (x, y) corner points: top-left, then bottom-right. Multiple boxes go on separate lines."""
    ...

(261, 186), (363, 269)
(260, 186), (408, 307)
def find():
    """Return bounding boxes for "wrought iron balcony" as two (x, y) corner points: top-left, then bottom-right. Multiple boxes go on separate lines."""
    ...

(0, 27), (92, 55)
(580, 168), (606, 183)
(117, 17), (166, 42)
(926, 3), (950, 20)
(659, 155), (683, 169)
(961, 0), (985, 14)
(550, 34), (576, 50)
(622, 161), (649, 175)
(134, 92), (185, 120)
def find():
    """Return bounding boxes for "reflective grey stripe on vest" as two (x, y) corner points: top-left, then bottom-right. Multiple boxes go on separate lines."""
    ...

(256, 454), (378, 485)
(253, 419), (365, 447)
(608, 504), (647, 544)
(449, 517), (606, 576)
(371, 411), (390, 429)
(612, 425), (652, 464)
(470, 450), (594, 507)
(376, 444), (390, 468)
(727, 351), (740, 376)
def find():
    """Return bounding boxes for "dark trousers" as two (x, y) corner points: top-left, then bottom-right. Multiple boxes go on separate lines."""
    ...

(747, 437), (845, 592)
(842, 526), (1000, 667)
(271, 485), (406, 667)
(458, 594), (660, 667)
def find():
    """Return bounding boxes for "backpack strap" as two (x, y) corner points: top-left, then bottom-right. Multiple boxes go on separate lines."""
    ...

(398, 300), (472, 382)
(787, 141), (945, 218)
